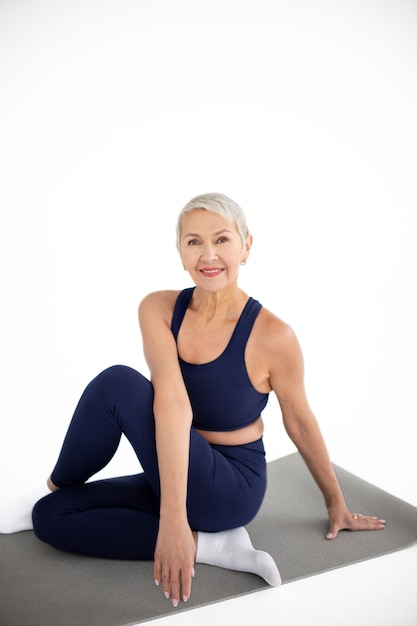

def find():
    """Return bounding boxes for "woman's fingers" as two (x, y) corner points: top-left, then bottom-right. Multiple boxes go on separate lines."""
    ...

(154, 556), (194, 607)
(350, 513), (386, 530)
(327, 507), (386, 539)
(157, 565), (193, 607)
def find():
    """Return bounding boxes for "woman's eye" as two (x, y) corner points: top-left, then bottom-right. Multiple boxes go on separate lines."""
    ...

(217, 236), (229, 244)
(187, 239), (200, 246)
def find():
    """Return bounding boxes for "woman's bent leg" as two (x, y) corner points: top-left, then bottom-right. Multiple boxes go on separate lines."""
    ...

(33, 365), (162, 558)
(49, 365), (160, 494)
(41, 364), (266, 535)
(33, 474), (160, 559)
(33, 366), (277, 578)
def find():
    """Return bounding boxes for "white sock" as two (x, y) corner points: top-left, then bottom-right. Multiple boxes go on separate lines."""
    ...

(0, 485), (50, 534)
(196, 527), (281, 586)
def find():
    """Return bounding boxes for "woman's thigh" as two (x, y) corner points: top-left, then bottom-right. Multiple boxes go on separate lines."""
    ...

(186, 432), (267, 531)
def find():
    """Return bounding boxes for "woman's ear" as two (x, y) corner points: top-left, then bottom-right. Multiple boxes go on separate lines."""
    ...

(245, 234), (253, 258)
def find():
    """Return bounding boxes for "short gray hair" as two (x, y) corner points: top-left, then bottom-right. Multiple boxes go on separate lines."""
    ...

(176, 192), (250, 247)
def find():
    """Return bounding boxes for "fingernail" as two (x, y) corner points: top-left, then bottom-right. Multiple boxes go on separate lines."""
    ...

(326, 533), (333, 539)
(154, 579), (160, 586)
(164, 591), (170, 599)
(183, 595), (189, 603)
(172, 599), (178, 608)
(192, 567), (195, 578)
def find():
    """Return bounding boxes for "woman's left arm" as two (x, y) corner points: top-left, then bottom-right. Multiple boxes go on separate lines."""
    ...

(268, 319), (385, 539)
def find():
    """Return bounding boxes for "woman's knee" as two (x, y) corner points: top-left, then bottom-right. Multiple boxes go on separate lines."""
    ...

(32, 493), (61, 544)
(93, 364), (141, 386)
(91, 365), (154, 402)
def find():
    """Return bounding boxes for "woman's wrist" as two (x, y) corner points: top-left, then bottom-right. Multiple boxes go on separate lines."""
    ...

(159, 508), (189, 526)
(325, 495), (347, 511)
(323, 486), (346, 510)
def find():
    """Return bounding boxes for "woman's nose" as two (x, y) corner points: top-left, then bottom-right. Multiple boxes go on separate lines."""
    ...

(200, 244), (218, 262)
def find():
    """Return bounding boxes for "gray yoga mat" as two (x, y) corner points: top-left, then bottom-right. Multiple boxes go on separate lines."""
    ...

(1, 452), (417, 625)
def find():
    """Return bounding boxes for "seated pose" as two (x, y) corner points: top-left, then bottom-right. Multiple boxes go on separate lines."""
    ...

(3, 193), (385, 608)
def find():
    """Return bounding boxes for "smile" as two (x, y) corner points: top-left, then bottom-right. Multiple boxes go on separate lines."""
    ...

(199, 268), (224, 277)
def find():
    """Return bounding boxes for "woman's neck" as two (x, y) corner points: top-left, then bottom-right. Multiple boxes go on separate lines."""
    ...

(190, 285), (248, 322)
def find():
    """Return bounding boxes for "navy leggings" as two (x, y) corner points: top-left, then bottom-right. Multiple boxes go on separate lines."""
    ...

(32, 366), (267, 560)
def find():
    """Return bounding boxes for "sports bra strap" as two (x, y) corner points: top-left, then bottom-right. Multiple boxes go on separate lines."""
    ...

(171, 287), (194, 340)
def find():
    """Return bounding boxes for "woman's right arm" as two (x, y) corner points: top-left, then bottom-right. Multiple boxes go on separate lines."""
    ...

(138, 290), (196, 607)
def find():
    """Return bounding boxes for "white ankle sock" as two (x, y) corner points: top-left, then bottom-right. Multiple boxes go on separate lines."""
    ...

(196, 527), (281, 586)
(0, 485), (49, 534)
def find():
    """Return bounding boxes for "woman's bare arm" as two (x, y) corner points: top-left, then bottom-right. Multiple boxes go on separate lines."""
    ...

(265, 314), (385, 538)
(138, 290), (196, 605)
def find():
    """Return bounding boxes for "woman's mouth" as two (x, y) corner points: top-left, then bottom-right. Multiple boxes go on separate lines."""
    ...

(199, 267), (224, 277)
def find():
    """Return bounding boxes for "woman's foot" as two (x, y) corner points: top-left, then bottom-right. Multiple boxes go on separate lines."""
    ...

(47, 476), (60, 492)
(195, 526), (281, 586)
(0, 479), (56, 534)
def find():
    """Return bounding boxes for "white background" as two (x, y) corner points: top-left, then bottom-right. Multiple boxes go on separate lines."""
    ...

(1, 1), (416, 624)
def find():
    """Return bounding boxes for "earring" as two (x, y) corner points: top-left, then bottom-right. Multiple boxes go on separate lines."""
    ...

(240, 259), (247, 266)
(183, 266), (188, 271)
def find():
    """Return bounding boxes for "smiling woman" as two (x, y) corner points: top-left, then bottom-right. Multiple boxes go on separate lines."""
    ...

(4, 192), (385, 611)
(178, 208), (252, 289)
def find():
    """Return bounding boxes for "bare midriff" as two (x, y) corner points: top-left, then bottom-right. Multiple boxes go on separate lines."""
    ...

(195, 415), (264, 446)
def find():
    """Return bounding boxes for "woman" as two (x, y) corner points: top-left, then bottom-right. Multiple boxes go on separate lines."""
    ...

(29, 193), (385, 607)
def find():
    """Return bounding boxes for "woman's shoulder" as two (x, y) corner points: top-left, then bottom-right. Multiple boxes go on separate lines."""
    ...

(255, 304), (299, 354)
(139, 290), (181, 319)
(256, 303), (291, 333)
(140, 289), (181, 306)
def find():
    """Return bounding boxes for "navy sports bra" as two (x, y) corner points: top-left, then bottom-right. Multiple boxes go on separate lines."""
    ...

(171, 287), (269, 432)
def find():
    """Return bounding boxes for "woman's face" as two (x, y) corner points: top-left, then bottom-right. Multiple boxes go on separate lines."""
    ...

(178, 209), (252, 291)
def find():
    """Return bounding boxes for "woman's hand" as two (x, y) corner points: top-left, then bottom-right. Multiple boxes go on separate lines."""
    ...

(154, 519), (196, 607)
(326, 502), (386, 539)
